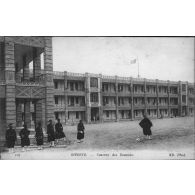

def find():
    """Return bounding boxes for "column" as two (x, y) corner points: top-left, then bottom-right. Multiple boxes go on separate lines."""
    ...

(24, 100), (31, 128)
(115, 75), (119, 121)
(64, 71), (69, 124)
(178, 81), (182, 116)
(144, 79), (147, 115)
(4, 38), (16, 129)
(85, 73), (91, 123)
(33, 48), (42, 127)
(99, 74), (103, 122)
(16, 100), (22, 126)
(167, 80), (170, 117)
(44, 37), (55, 128)
(156, 79), (159, 118)
(130, 78), (134, 120)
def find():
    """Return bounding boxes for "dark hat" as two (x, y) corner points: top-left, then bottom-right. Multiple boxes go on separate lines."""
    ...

(48, 119), (52, 122)
(8, 123), (13, 126)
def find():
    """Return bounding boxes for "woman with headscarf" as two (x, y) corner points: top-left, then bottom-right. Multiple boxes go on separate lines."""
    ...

(5, 123), (17, 153)
(35, 121), (44, 149)
(47, 119), (55, 147)
(19, 123), (30, 151)
(139, 114), (153, 140)
(77, 120), (85, 143)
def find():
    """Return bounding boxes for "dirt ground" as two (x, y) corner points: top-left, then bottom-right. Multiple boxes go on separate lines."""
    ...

(1, 116), (194, 160)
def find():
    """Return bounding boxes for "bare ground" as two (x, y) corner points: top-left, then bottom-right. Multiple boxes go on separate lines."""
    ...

(1, 117), (194, 159)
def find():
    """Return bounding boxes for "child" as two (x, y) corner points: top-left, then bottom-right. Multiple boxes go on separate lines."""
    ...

(6, 123), (17, 153)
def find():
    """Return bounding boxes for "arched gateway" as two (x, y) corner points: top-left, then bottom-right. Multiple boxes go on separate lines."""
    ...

(0, 37), (54, 144)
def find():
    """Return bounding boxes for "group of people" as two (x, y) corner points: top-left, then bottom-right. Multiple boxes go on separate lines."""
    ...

(5, 119), (85, 153)
(5, 115), (152, 153)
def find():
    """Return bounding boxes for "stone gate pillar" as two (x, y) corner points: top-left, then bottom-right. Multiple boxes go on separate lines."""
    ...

(4, 38), (16, 129)
(44, 37), (54, 129)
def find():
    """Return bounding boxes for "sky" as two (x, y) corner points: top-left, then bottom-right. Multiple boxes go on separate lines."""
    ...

(52, 37), (194, 82)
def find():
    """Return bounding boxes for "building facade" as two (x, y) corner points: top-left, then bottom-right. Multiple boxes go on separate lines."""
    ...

(0, 36), (194, 143)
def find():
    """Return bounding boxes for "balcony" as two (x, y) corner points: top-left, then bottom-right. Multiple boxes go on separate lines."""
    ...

(16, 83), (45, 99)
(67, 90), (85, 96)
(54, 104), (65, 112)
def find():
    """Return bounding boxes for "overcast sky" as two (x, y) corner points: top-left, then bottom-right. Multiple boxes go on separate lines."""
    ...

(52, 37), (194, 82)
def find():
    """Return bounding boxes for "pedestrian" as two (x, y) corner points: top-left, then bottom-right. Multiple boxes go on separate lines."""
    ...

(55, 118), (66, 143)
(19, 123), (30, 152)
(77, 120), (85, 143)
(35, 121), (44, 150)
(5, 123), (17, 153)
(47, 120), (55, 147)
(139, 114), (153, 140)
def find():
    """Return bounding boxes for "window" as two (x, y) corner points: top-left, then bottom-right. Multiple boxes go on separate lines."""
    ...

(71, 97), (74, 106)
(90, 77), (98, 88)
(128, 98), (131, 104)
(76, 97), (79, 104)
(118, 85), (123, 92)
(70, 82), (74, 91)
(121, 111), (124, 118)
(76, 112), (79, 119)
(90, 93), (98, 102)
(75, 83), (78, 90)
(106, 111), (109, 117)
(114, 98), (116, 105)
(55, 97), (58, 104)
(54, 81), (58, 89)
(55, 112), (59, 120)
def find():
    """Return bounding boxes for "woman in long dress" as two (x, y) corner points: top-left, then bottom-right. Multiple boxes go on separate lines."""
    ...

(139, 114), (153, 139)
(35, 121), (44, 149)
(19, 123), (30, 151)
(77, 120), (85, 143)
(47, 120), (55, 147)
(6, 123), (17, 153)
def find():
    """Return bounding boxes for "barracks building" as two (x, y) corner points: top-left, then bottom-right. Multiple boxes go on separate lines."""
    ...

(0, 36), (194, 142)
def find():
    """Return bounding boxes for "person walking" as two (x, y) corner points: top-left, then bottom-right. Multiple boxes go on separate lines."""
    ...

(35, 121), (44, 150)
(55, 118), (66, 143)
(47, 120), (55, 147)
(19, 123), (30, 152)
(77, 120), (85, 143)
(139, 114), (153, 140)
(5, 123), (17, 153)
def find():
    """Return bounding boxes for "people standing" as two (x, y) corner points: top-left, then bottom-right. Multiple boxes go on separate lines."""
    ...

(35, 121), (44, 150)
(47, 120), (55, 147)
(19, 123), (30, 152)
(5, 123), (17, 153)
(139, 114), (153, 140)
(55, 119), (66, 143)
(77, 120), (85, 143)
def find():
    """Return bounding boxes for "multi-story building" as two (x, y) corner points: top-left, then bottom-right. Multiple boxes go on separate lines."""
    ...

(0, 36), (194, 145)
(51, 71), (194, 124)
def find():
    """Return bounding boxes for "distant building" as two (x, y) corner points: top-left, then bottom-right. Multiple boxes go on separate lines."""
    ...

(0, 36), (194, 144)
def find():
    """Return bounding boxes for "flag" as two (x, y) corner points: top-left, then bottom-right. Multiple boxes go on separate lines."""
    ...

(130, 59), (137, 64)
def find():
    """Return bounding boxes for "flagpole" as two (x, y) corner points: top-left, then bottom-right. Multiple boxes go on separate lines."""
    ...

(137, 57), (140, 78)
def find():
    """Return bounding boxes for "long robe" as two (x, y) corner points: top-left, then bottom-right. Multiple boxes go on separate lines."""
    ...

(47, 123), (55, 142)
(5, 128), (17, 148)
(19, 128), (30, 147)
(35, 126), (44, 146)
(139, 117), (153, 136)
(55, 123), (65, 139)
(77, 122), (85, 140)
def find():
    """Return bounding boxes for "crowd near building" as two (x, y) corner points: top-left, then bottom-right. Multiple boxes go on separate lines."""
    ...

(0, 36), (194, 143)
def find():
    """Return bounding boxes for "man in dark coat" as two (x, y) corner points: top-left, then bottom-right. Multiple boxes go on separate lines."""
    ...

(35, 121), (44, 149)
(139, 114), (153, 139)
(19, 123), (30, 151)
(77, 120), (85, 143)
(55, 119), (66, 142)
(5, 123), (17, 153)
(47, 120), (55, 147)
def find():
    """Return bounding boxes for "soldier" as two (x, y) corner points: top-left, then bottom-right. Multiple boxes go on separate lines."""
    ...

(139, 114), (153, 140)
(5, 123), (17, 153)
(47, 120), (55, 147)
(55, 118), (66, 143)
(77, 120), (85, 143)
(19, 123), (30, 152)
(35, 121), (44, 150)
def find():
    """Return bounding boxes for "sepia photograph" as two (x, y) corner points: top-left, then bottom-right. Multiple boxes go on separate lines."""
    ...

(0, 36), (194, 160)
